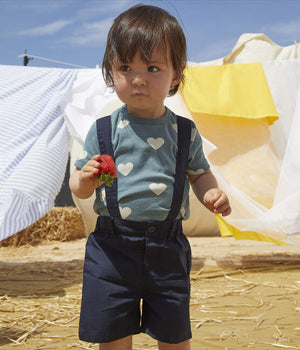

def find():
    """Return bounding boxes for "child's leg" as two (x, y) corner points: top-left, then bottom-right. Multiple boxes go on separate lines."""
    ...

(158, 339), (191, 350)
(99, 335), (132, 350)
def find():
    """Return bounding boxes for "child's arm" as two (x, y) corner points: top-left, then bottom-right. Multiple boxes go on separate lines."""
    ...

(69, 155), (103, 199)
(189, 169), (231, 217)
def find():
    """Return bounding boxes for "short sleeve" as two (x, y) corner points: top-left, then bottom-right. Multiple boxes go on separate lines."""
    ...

(187, 121), (210, 176)
(74, 122), (100, 169)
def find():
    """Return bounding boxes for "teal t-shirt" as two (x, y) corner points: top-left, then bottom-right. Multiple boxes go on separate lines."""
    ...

(75, 105), (210, 221)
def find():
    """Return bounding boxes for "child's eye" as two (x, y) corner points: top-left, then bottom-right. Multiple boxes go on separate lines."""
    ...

(148, 66), (159, 72)
(120, 65), (131, 72)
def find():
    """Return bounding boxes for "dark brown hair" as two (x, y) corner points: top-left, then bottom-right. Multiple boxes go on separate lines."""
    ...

(102, 4), (187, 96)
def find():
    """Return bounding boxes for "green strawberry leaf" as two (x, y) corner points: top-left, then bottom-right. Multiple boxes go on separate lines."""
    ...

(98, 171), (114, 187)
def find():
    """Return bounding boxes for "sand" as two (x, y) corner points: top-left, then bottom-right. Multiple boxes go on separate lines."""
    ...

(0, 237), (300, 350)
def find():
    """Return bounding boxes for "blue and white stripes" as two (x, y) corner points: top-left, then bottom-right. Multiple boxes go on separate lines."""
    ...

(0, 65), (77, 241)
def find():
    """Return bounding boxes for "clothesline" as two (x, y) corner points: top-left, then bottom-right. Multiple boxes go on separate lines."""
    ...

(17, 53), (89, 69)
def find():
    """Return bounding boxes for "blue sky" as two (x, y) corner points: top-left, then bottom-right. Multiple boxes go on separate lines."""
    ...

(1, 0), (300, 68)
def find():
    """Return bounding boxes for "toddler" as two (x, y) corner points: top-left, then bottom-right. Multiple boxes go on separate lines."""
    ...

(69, 4), (231, 350)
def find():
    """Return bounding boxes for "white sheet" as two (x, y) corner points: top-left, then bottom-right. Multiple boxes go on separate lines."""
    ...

(0, 65), (77, 241)
(63, 69), (118, 144)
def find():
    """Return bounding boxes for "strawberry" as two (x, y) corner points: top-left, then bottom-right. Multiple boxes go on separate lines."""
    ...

(97, 154), (117, 187)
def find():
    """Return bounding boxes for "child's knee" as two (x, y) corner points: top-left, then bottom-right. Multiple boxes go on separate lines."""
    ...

(158, 339), (191, 350)
(99, 335), (132, 350)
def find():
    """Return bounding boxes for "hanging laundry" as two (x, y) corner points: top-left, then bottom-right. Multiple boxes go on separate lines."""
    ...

(0, 65), (77, 241)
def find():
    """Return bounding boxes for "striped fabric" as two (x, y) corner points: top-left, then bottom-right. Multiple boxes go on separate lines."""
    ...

(0, 65), (77, 241)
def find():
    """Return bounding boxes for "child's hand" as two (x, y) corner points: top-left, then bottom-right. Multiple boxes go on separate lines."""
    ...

(79, 155), (103, 185)
(69, 155), (104, 199)
(203, 188), (231, 217)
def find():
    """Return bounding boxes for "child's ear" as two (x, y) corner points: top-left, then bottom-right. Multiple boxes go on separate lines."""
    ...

(171, 64), (185, 87)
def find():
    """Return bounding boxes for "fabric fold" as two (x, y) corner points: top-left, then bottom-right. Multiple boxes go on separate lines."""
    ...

(182, 62), (278, 125)
(0, 65), (77, 241)
(64, 69), (119, 144)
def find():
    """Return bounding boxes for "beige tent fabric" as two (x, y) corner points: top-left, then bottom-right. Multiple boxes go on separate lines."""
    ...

(196, 33), (300, 66)
(224, 33), (300, 64)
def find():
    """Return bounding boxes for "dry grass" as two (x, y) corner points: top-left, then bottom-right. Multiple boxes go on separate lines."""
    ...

(0, 256), (85, 348)
(189, 265), (300, 349)
(0, 260), (299, 349)
(0, 207), (299, 349)
(0, 207), (84, 247)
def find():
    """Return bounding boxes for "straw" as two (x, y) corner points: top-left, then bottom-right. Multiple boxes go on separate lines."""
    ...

(0, 207), (84, 247)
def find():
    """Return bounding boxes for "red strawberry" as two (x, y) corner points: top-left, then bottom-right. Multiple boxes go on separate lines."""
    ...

(97, 154), (117, 187)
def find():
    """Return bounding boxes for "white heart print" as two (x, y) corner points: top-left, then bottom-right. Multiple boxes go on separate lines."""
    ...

(100, 188), (106, 202)
(191, 128), (197, 142)
(117, 120), (130, 129)
(117, 162), (133, 176)
(119, 206), (131, 219)
(77, 150), (87, 161)
(147, 137), (164, 150)
(180, 207), (186, 217)
(187, 169), (205, 175)
(149, 183), (167, 196)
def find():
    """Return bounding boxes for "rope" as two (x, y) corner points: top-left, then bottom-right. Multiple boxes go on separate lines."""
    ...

(18, 53), (89, 68)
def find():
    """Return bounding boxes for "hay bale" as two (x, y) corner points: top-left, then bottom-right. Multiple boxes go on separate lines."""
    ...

(0, 207), (85, 247)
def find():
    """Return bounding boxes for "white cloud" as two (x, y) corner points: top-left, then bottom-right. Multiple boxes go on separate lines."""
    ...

(17, 20), (73, 36)
(55, 17), (114, 47)
(51, 0), (133, 48)
(193, 37), (237, 63)
(77, 0), (132, 19)
(262, 17), (300, 37)
(18, 1), (70, 13)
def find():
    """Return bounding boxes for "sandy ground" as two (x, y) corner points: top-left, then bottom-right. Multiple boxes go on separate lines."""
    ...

(0, 236), (300, 349)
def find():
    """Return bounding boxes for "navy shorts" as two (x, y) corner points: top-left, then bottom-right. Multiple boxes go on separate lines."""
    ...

(79, 215), (192, 344)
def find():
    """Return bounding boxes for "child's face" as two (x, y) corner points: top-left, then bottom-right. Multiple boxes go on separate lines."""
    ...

(112, 47), (180, 119)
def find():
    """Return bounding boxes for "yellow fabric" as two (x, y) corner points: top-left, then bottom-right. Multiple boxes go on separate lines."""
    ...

(216, 215), (288, 245)
(182, 63), (279, 125)
(181, 62), (281, 243)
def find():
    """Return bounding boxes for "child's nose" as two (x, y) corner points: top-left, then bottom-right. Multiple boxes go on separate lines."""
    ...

(132, 74), (146, 86)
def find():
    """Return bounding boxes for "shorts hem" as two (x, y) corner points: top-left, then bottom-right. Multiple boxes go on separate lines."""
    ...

(142, 329), (192, 344)
(79, 328), (141, 344)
